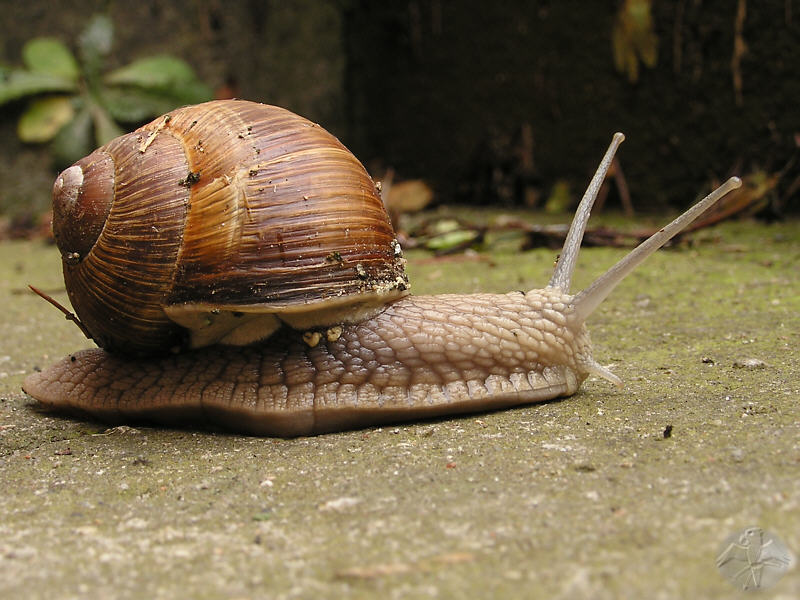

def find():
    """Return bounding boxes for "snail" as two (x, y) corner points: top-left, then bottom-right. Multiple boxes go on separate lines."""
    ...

(22, 99), (741, 436)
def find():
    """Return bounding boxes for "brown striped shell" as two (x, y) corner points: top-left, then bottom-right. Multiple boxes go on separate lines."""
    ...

(51, 100), (408, 356)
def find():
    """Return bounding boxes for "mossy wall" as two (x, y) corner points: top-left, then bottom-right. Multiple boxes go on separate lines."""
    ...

(345, 1), (799, 210)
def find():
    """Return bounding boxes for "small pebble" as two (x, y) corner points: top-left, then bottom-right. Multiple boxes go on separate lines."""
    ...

(319, 497), (361, 512)
(732, 358), (767, 369)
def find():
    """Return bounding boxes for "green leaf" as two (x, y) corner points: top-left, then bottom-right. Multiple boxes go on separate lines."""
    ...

(425, 220), (481, 251)
(101, 87), (184, 122)
(167, 79), (213, 104)
(79, 14), (114, 59)
(18, 96), (75, 142)
(0, 70), (78, 105)
(106, 55), (194, 88)
(51, 106), (92, 165)
(426, 229), (479, 251)
(105, 55), (212, 103)
(79, 14), (114, 82)
(545, 180), (572, 213)
(22, 38), (80, 80)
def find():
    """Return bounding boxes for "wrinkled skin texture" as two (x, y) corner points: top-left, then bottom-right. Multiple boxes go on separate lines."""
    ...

(24, 291), (592, 436)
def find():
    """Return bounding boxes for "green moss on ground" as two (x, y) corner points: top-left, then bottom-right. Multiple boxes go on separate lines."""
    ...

(1, 215), (798, 599)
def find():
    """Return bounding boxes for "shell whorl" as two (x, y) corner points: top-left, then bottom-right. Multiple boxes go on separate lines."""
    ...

(52, 154), (115, 265)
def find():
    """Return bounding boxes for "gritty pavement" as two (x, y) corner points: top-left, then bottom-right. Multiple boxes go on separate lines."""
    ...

(1, 214), (798, 599)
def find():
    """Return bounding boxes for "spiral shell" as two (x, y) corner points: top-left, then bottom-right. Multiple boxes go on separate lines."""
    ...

(52, 100), (408, 355)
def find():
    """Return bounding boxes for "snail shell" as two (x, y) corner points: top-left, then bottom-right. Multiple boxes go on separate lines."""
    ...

(52, 100), (408, 355)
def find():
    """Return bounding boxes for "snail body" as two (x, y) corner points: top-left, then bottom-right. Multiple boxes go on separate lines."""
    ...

(23, 100), (741, 436)
(24, 291), (587, 436)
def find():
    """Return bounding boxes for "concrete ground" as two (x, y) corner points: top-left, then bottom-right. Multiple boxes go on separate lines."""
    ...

(1, 213), (798, 599)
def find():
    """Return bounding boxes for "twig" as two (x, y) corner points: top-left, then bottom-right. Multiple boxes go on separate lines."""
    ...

(593, 157), (634, 216)
(28, 285), (94, 341)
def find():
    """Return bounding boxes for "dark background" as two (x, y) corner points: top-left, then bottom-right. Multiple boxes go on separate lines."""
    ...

(1, 0), (797, 220)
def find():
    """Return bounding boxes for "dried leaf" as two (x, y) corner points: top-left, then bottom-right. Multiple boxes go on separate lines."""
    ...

(612, 0), (659, 83)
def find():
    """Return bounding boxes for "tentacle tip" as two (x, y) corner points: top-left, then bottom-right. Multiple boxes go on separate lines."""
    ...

(613, 132), (625, 143)
(583, 359), (624, 388)
(727, 176), (743, 189)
